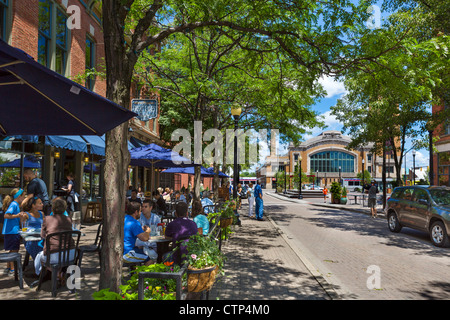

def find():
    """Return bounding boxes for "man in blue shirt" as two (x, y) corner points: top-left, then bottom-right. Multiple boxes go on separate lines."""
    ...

(254, 181), (264, 221)
(123, 201), (153, 265)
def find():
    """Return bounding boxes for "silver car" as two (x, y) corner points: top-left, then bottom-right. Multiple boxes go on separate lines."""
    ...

(386, 186), (450, 247)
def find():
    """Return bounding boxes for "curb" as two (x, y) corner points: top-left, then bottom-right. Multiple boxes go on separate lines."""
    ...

(265, 213), (342, 300)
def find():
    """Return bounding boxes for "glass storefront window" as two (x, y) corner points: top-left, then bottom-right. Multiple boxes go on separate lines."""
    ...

(438, 151), (450, 186)
(0, 0), (7, 40)
(310, 151), (355, 173)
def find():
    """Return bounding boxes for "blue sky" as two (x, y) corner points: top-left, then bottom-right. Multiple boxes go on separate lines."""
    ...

(301, 76), (430, 171)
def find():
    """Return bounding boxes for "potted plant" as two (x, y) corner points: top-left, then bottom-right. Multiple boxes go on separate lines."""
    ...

(219, 200), (235, 228)
(184, 234), (225, 292)
(340, 186), (348, 204)
(330, 182), (342, 204)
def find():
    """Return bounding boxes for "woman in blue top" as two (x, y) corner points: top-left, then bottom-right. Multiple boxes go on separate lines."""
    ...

(192, 200), (209, 235)
(2, 188), (26, 275)
(22, 197), (44, 260)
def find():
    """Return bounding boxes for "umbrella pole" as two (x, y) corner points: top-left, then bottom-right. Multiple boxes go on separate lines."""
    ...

(20, 141), (25, 188)
(151, 162), (154, 196)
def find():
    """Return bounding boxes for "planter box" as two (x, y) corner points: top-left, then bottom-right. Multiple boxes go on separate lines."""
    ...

(220, 217), (233, 229)
(187, 265), (219, 292)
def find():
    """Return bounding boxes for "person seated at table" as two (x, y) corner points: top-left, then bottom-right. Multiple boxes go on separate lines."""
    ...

(34, 198), (75, 277)
(201, 191), (214, 214)
(139, 199), (161, 227)
(162, 187), (171, 202)
(123, 201), (154, 265)
(191, 199), (209, 236)
(49, 197), (69, 216)
(153, 190), (167, 214)
(174, 191), (187, 203)
(22, 197), (44, 260)
(136, 199), (161, 260)
(128, 189), (142, 205)
(164, 202), (198, 265)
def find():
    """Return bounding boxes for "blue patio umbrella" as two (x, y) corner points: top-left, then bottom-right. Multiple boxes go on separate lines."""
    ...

(0, 155), (41, 168)
(129, 143), (196, 168)
(129, 143), (198, 193)
(0, 39), (137, 135)
(83, 163), (100, 174)
(204, 167), (230, 178)
(162, 166), (213, 176)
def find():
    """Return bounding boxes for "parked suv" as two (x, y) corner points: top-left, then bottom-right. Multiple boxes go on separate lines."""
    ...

(386, 186), (450, 247)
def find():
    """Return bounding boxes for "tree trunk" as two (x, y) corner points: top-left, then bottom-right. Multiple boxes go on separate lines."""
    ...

(382, 146), (387, 210)
(100, 0), (136, 292)
(193, 165), (201, 202)
(213, 164), (220, 202)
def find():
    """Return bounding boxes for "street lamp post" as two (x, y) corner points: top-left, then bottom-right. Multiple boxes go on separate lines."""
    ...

(412, 150), (416, 185)
(339, 166), (342, 186)
(231, 106), (242, 226)
(316, 170), (318, 188)
(362, 158), (365, 194)
(298, 155), (303, 199)
(284, 164), (287, 194)
(429, 129), (434, 185)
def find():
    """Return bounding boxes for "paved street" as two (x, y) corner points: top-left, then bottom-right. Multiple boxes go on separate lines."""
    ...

(265, 191), (450, 299)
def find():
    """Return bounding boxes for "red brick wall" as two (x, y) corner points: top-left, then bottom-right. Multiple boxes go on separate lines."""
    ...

(432, 101), (449, 185)
(9, 0), (106, 97)
(10, 0), (39, 56)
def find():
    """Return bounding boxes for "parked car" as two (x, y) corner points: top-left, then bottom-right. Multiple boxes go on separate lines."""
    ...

(385, 185), (450, 247)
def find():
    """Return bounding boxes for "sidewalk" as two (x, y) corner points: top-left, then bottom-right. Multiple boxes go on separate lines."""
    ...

(209, 208), (332, 300)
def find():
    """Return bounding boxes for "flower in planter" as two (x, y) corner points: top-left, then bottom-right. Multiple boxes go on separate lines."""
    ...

(183, 234), (225, 274)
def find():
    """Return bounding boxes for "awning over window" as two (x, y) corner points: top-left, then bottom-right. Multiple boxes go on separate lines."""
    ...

(11, 135), (134, 157)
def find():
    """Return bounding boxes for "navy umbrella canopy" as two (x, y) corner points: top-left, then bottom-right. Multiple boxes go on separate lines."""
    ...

(0, 155), (41, 168)
(129, 143), (197, 168)
(204, 166), (230, 178)
(0, 39), (136, 135)
(163, 166), (213, 176)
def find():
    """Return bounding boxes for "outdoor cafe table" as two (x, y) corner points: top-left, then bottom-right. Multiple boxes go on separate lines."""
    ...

(19, 228), (42, 242)
(145, 236), (172, 263)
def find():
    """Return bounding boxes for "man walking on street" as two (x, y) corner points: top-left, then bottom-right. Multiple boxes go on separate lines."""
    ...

(368, 180), (378, 218)
(254, 181), (264, 221)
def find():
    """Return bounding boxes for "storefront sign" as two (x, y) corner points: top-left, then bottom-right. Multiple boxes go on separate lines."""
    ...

(131, 99), (158, 121)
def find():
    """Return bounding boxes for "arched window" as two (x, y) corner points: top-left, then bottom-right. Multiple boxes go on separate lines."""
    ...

(310, 151), (355, 173)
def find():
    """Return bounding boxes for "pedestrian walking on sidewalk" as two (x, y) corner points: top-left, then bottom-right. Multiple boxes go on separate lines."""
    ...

(323, 186), (328, 203)
(247, 183), (255, 218)
(368, 181), (378, 218)
(254, 181), (264, 221)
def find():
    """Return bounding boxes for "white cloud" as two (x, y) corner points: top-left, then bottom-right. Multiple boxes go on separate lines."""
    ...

(404, 149), (429, 169)
(318, 76), (347, 98)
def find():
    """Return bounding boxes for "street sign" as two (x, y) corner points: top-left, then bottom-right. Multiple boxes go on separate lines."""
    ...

(131, 99), (158, 121)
